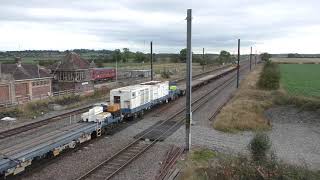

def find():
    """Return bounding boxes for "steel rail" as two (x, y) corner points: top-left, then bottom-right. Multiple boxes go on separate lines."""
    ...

(0, 106), (91, 140)
(75, 64), (249, 180)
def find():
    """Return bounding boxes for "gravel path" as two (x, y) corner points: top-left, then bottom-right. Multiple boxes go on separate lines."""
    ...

(265, 106), (320, 170)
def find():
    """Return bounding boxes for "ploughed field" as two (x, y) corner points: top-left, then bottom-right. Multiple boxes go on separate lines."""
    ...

(279, 64), (320, 97)
(272, 57), (320, 63)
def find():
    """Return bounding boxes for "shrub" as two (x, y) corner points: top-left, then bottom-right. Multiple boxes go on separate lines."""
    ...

(0, 108), (22, 119)
(191, 149), (216, 162)
(182, 151), (320, 180)
(273, 92), (320, 111)
(161, 71), (171, 79)
(24, 100), (50, 117)
(257, 61), (280, 90)
(53, 94), (80, 106)
(249, 133), (271, 162)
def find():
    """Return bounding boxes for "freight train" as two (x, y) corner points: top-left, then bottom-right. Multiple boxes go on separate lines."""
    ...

(81, 81), (178, 123)
(0, 66), (236, 177)
(91, 67), (116, 82)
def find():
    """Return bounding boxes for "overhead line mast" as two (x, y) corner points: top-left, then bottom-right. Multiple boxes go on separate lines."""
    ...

(185, 9), (192, 151)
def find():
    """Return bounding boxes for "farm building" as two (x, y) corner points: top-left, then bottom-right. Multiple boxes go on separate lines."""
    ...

(50, 52), (95, 93)
(0, 57), (52, 105)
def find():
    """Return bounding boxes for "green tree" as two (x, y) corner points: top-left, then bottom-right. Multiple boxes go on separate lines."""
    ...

(112, 49), (122, 63)
(179, 48), (187, 63)
(217, 50), (232, 64)
(261, 53), (272, 62)
(134, 52), (147, 62)
(122, 48), (130, 63)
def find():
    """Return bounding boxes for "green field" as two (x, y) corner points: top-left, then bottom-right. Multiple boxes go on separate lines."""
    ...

(280, 64), (320, 97)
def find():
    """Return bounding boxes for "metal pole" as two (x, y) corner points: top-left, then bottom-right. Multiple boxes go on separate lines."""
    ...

(116, 58), (118, 82)
(255, 50), (257, 65)
(150, 41), (153, 81)
(202, 48), (205, 71)
(236, 39), (240, 88)
(249, 46), (252, 71)
(185, 9), (192, 152)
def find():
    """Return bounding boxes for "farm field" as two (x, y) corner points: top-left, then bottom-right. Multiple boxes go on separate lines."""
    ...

(279, 64), (320, 97)
(272, 57), (320, 64)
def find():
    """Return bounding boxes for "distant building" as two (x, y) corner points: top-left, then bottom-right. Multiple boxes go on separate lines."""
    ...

(50, 52), (95, 93)
(0, 57), (52, 105)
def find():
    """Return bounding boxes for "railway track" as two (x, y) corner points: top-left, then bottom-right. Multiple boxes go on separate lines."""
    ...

(0, 65), (232, 141)
(75, 64), (249, 180)
(208, 62), (251, 122)
(0, 106), (91, 140)
(174, 65), (230, 84)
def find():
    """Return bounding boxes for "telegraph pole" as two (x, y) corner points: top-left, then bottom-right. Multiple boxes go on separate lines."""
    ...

(249, 46), (252, 71)
(150, 41), (153, 81)
(236, 39), (240, 88)
(185, 9), (192, 151)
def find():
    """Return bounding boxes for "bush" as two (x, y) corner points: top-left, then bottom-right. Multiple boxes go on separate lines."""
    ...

(257, 61), (280, 90)
(24, 100), (50, 117)
(249, 133), (271, 162)
(53, 94), (80, 106)
(273, 93), (320, 111)
(182, 151), (320, 180)
(0, 108), (22, 119)
(161, 71), (171, 79)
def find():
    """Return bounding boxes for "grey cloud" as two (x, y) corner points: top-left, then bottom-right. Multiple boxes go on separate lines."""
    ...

(0, 0), (320, 52)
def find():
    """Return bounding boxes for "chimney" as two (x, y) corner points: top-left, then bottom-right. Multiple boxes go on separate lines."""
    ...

(15, 57), (22, 67)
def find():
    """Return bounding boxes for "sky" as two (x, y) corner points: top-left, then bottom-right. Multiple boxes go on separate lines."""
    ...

(0, 0), (319, 54)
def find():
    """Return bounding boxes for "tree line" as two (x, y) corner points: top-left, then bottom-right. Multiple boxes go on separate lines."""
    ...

(0, 48), (241, 68)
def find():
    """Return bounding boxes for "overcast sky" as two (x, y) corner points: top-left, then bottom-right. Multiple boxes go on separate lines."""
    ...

(0, 0), (319, 54)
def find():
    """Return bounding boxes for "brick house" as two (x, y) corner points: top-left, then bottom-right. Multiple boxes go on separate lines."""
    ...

(50, 52), (95, 94)
(0, 58), (52, 105)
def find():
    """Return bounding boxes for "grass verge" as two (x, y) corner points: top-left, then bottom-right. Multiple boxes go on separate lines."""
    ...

(213, 64), (272, 132)
(180, 148), (320, 180)
(213, 62), (320, 133)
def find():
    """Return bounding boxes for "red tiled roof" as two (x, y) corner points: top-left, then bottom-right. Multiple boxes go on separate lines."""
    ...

(55, 52), (91, 70)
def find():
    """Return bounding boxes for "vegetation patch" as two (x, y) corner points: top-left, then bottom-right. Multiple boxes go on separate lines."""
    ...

(257, 61), (280, 90)
(213, 65), (272, 133)
(191, 149), (216, 163)
(0, 108), (23, 119)
(273, 91), (320, 111)
(181, 150), (320, 180)
(52, 94), (81, 106)
(23, 100), (50, 117)
(279, 64), (320, 97)
(180, 139), (320, 180)
(249, 133), (271, 162)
